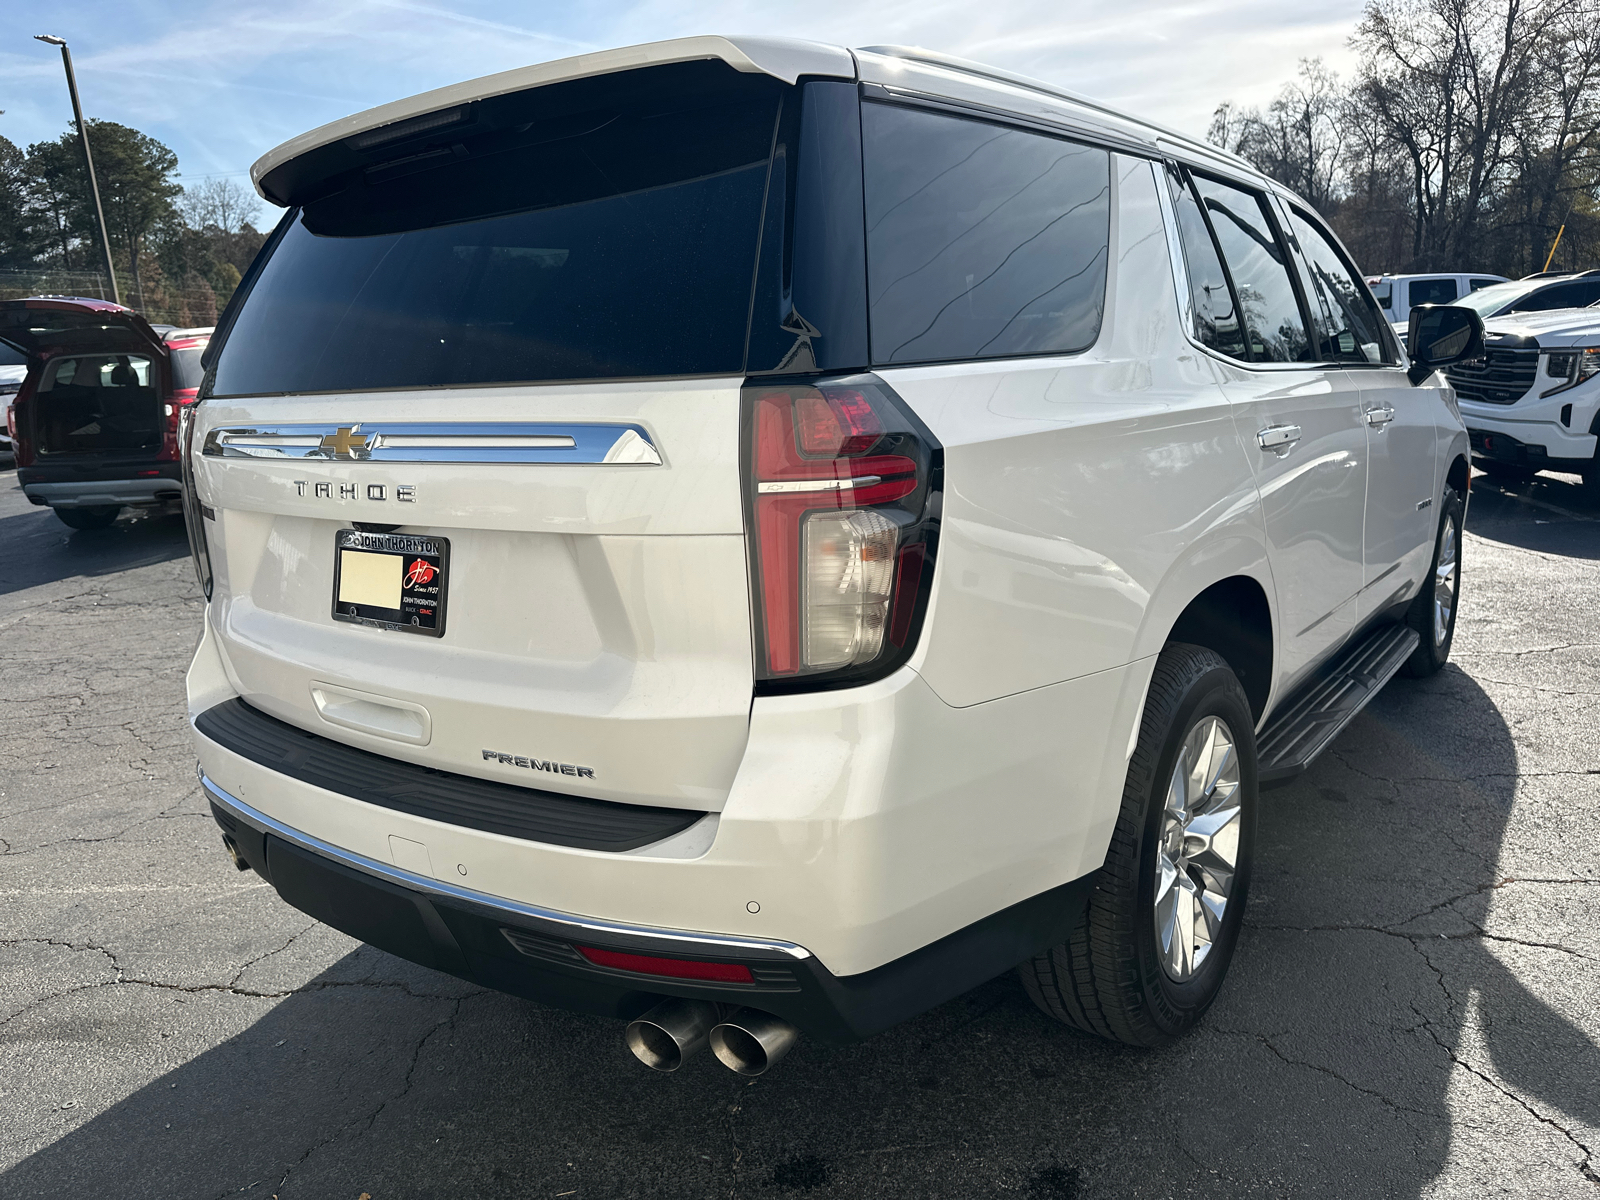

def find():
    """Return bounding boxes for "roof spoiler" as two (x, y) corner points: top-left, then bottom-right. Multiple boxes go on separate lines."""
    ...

(250, 35), (855, 207)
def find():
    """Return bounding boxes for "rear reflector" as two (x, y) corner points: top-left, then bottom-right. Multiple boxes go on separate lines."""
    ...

(576, 945), (754, 983)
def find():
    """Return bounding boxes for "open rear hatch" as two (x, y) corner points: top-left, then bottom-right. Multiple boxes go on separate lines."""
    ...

(191, 60), (808, 814)
(0, 298), (170, 461)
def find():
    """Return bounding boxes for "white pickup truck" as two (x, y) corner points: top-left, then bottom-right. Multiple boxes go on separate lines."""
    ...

(1450, 308), (1600, 497)
(1369, 272), (1507, 328)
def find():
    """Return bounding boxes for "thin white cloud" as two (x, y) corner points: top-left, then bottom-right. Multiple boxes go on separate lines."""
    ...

(2, 0), (1365, 185)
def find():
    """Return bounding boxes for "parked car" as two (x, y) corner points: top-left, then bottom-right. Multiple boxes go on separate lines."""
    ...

(1369, 272), (1507, 328)
(0, 339), (26, 464)
(1, 297), (210, 529)
(1449, 307), (1600, 496)
(184, 36), (1478, 1074)
(1446, 270), (1600, 328)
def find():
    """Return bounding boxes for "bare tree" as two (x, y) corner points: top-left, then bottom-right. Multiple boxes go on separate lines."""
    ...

(1208, 0), (1600, 274)
(181, 177), (260, 235)
(1502, 4), (1600, 271)
(1349, 0), (1568, 268)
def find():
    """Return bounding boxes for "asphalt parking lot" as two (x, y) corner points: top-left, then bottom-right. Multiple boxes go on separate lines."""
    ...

(1, 466), (1596, 1200)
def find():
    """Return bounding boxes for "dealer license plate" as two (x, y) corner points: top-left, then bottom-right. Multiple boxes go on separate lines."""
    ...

(331, 529), (449, 637)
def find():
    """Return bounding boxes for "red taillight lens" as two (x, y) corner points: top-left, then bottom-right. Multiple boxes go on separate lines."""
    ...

(159, 389), (200, 462)
(744, 374), (941, 691)
(575, 945), (754, 983)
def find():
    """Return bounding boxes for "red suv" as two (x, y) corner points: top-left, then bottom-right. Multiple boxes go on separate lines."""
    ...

(2, 297), (210, 529)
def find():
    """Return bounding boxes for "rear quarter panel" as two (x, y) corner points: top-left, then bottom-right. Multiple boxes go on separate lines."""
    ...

(890, 154), (1272, 709)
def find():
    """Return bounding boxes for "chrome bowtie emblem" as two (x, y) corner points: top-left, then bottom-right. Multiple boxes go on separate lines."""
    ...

(319, 426), (370, 459)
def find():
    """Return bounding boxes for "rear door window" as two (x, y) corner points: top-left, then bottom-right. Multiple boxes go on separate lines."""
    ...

(1165, 165), (1249, 359)
(1188, 174), (1312, 363)
(1409, 278), (1459, 306)
(862, 103), (1109, 365)
(210, 72), (784, 396)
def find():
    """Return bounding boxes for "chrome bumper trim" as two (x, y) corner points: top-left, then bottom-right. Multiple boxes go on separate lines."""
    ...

(199, 771), (812, 961)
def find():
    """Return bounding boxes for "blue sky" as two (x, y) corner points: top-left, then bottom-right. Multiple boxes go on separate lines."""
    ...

(3, 0), (1365, 222)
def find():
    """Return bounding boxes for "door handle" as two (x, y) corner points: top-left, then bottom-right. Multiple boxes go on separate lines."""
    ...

(1365, 405), (1395, 427)
(1257, 424), (1302, 454)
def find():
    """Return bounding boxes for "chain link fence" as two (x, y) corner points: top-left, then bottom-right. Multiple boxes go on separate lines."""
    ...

(0, 268), (223, 329)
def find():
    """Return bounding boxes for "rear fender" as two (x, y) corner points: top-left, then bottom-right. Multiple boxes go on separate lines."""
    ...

(1128, 531), (1278, 719)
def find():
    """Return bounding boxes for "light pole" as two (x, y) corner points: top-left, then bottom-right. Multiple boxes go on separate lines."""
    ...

(34, 34), (120, 306)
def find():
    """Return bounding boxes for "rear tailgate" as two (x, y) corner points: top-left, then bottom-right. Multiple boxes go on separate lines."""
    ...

(188, 62), (819, 813)
(193, 380), (752, 809)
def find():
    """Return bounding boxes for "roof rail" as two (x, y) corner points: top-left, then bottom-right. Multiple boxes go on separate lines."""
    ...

(856, 44), (1255, 171)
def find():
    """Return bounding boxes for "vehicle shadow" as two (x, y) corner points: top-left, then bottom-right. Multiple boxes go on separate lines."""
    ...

(1466, 470), (1600, 559)
(0, 501), (191, 597)
(3, 670), (1590, 1197)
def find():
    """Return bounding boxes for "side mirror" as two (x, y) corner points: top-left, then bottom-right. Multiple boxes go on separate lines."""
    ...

(1406, 304), (1486, 385)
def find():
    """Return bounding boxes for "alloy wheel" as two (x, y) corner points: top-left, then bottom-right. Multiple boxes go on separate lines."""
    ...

(1434, 516), (1459, 647)
(1154, 715), (1242, 982)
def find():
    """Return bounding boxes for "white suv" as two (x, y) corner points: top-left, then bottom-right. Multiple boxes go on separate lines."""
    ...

(184, 37), (1477, 1074)
(1449, 309), (1600, 497)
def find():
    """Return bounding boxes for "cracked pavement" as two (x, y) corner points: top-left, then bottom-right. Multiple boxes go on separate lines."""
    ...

(1, 465), (1597, 1199)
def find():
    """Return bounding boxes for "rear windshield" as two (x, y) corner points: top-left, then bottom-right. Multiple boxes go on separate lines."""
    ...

(211, 69), (782, 396)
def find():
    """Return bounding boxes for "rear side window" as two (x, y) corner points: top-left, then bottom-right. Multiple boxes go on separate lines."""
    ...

(1188, 175), (1311, 363)
(210, 72), (783, 396)
(1410, 278), (1459, 306)
(169, 344), (206, 390)
(862, 104), (1109, 365)
(1287, 209), (1396, 365)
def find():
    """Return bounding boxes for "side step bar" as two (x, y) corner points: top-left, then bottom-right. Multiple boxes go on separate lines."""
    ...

(1255, 622), (1419, 789)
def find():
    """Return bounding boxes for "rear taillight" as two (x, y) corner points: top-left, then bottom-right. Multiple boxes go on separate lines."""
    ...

(159, 388), (200, 461)
(743, 374), (941, 692)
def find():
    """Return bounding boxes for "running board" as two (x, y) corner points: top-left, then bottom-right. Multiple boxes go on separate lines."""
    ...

(1256, 623), (1419, 789)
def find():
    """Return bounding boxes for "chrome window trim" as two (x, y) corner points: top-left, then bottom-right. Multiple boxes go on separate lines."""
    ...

(199, 772), (813, 961)
(202, 422), (662, 465)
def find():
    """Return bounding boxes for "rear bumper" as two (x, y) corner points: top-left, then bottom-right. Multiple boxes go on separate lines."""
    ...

(20, 467), (182, 508)
(204, 773), (1093, 1042)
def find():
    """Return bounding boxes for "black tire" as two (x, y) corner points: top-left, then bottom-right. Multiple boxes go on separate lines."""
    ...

(1473, 457), (1534, 483)
(1401, 486), (1464, 678)
(54, 506), (121, 530)
(1019, 643), (1257, 1047)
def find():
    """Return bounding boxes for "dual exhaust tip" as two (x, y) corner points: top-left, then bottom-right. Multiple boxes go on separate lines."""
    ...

(626, 999), (798, 1076)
